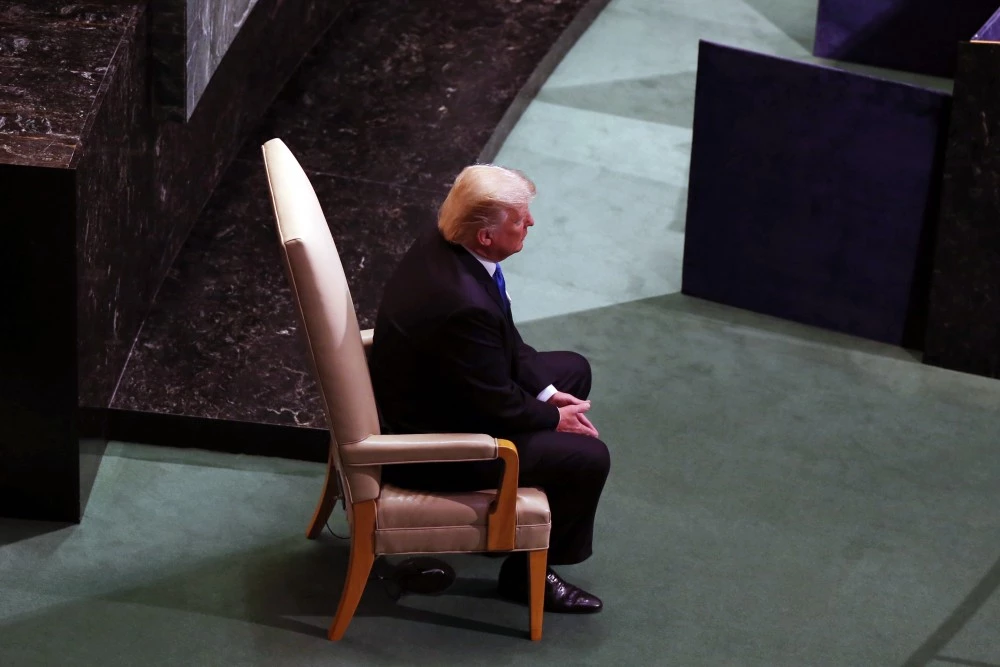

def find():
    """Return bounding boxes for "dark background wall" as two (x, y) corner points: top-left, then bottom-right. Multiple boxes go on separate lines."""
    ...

(814, 0), (999, 78)
(0, 166), (80, 521)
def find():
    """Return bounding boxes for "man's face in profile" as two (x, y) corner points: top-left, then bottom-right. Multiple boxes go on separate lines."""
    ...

(489, 205), (534, 260)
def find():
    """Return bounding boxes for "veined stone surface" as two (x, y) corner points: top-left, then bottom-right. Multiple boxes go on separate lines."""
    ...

(151, 0), (263, 119)
(186, 0), (259, 116)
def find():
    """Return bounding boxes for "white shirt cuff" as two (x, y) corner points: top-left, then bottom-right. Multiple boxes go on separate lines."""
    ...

(536, 384), (557, 402)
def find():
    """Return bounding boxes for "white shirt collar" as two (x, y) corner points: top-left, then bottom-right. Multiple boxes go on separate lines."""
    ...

(463, 246), (497, 277)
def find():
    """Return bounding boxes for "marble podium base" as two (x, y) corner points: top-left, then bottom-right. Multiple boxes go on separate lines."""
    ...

(0, 0), (346, 520)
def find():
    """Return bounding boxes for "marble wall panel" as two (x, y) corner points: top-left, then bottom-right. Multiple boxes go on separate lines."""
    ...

(2, 0), (346, 411)
(186, 0), (259, 116)
(683, 42), (950, 347)
(148, 0), (185, 118)
(151, 0), (264, 119)
(923, 42), (1000, 378)
(147, 0), (349, 289)
(813, 0), (998, 78)
(0, 1), (141, 521)
(238, 0), (592, 191)
(0, 0), (344, 519)
(79, 0), (345, 410)
(76, 6), (154, 409)
(112, 161), (440, 429)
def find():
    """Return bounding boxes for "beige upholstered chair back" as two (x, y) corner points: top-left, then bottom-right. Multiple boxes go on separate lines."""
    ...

(262, 138), (381, 505)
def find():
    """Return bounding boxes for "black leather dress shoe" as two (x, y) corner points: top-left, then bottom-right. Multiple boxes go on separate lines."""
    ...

(497, 565), (603, 614)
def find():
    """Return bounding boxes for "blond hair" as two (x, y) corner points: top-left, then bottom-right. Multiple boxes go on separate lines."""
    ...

(437, 165), (536, 244)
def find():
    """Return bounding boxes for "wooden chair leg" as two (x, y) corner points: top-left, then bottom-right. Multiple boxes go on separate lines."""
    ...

(329, 500), (377, 641)
(306, 450), (341, 539)
(528, 549), (547, 641)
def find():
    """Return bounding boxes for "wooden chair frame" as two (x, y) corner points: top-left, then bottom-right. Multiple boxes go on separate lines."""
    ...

(308, 431), (547, 641)
(262, 138), (550, 642)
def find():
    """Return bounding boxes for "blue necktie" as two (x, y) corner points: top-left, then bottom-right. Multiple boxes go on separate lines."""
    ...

(493, 263), (509, 311)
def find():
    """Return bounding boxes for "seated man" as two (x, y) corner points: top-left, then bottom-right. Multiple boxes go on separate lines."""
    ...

(369, 164), (610, 613)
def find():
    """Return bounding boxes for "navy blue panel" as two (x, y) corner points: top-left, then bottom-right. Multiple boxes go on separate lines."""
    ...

(683, 42), (950, 346)
(814, 0), (998, 78)
(974, 6), (1000, 41)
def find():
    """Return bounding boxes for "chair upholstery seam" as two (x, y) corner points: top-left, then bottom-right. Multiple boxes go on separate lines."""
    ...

(375, 523), (550, 532)
(344, 456), (498, 466)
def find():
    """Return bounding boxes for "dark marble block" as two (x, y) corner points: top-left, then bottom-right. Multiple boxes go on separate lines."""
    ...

(77, 4), (154, 410)
(813, 0), (998, 78)
(0, 1), (143, 522)
(144, 0), (350, 316)
(0, 1), (155, 410)
(81, 0), (347, 411)
(923, 41), (1000, 378)
(0, 0), (345, 520)
(683, 42), (950, 347)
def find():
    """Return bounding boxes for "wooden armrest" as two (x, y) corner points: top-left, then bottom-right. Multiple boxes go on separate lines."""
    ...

(487, 439), (519, 551)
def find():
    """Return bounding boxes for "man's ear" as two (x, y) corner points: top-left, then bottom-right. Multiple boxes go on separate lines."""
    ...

(476, 226), (492, 247)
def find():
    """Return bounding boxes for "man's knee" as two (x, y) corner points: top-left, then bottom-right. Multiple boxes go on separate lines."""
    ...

(565, 351), (592, 396)
(579, 437), (610, 479)
(569, 351), (591, 379)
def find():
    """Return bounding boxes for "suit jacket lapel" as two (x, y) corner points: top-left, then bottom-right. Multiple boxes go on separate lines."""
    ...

(448, 241), (517, 369)
(451, 241), (510, 318)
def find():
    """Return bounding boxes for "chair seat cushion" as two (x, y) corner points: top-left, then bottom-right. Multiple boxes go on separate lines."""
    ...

(374, 484), (551, 555)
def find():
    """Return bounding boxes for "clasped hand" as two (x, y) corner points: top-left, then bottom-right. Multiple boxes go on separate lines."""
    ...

(548, 391), (599, 438)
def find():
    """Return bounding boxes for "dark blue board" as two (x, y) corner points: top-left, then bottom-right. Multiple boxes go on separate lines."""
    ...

(683, 42), (950, 346)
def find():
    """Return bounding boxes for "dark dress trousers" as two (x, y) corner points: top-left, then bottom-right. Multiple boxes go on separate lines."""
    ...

(369, 227), (610, 565)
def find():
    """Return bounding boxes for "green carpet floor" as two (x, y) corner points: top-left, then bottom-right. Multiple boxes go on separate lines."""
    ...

(2, 295), (999, 666)
(3, 0), (998, 663)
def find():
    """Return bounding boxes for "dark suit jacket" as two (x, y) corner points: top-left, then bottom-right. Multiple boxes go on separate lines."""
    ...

(369, 227), (560, 437)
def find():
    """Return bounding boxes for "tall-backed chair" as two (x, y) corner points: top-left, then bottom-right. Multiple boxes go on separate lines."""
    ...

(261, 138), (551, 641)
